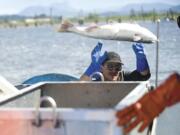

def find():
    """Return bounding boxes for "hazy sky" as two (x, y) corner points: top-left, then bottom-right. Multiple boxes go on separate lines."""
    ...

(1, 0), (180, 15)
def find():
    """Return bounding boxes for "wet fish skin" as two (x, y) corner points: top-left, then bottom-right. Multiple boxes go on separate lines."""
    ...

(58, 21), (157, 44)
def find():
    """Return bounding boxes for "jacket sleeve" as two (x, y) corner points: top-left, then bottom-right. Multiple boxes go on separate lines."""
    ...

(123, 70), (151, 81)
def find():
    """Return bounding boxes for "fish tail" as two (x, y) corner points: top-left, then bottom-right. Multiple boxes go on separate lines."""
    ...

(58, 20), (74, 32)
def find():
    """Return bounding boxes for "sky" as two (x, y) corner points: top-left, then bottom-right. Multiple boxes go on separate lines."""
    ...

(1, 0), (180, 15)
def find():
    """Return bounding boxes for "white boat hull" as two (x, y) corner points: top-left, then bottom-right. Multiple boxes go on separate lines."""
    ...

(0, 79), (155, 135)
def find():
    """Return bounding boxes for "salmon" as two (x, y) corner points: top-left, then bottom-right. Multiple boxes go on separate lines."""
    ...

(58, 20), (157, 44)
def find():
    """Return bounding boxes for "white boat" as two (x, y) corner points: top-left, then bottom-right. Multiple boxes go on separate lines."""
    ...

(0, 74), (156, 135)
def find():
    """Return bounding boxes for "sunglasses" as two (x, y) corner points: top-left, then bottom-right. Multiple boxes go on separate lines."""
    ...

(105, 63), (122, 72)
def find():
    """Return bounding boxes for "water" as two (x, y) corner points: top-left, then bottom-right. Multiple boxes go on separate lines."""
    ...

(0, 21), (180, 134)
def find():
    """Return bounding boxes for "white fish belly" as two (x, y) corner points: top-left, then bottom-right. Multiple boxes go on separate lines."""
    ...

(71, 23), (157, 43)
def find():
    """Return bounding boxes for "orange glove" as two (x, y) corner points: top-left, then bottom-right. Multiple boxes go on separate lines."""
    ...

(116, 72), (180, 133)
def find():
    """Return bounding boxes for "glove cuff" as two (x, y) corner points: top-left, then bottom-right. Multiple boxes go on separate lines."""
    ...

(164, 73), (180, 107)
(136, 56), (149, 72)
(152, 73), (180, 108)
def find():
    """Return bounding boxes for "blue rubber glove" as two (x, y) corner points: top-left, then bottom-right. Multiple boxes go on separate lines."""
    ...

(132, 43), (149, 72)
(84, 42), (107, 76)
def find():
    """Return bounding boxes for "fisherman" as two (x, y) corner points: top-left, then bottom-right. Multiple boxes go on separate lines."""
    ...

(116, 72), (180, 133)
(80, 42), (150, 81)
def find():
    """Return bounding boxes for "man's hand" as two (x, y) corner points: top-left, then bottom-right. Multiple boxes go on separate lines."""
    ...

(116, 73), (180, 133)
(84, 42), (107, 76)
(116, 91), (165, 133)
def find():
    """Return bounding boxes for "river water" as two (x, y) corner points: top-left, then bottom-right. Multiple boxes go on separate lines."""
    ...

(0, 21), (180, 135)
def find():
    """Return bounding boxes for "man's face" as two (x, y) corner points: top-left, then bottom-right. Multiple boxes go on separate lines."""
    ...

(101, 62), (122, 81)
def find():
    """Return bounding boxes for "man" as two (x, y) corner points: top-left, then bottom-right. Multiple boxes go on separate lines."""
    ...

(80, 42), (150, 81)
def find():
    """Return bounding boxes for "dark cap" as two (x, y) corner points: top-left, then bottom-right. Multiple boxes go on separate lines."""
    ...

(104, 51), (123, 64)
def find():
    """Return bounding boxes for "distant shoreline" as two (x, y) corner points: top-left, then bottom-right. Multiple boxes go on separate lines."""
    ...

(0, 13), (179, 28)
